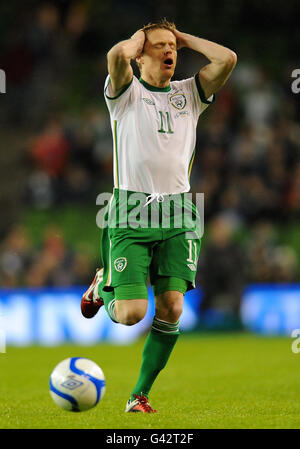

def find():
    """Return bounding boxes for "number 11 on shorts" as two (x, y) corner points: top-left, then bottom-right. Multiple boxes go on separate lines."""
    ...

(187, 239), (197, 265)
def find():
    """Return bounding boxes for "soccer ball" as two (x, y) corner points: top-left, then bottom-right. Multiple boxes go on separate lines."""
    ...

(49, 357), (106, 412)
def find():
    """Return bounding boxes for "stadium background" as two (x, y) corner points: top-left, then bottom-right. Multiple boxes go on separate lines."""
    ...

(0, 0), (300, 430)
(1, 0), (299, 338)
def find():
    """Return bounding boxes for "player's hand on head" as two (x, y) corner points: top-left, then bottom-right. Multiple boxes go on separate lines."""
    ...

(130, 29), (145, 55)
(172, 29), (187, 50)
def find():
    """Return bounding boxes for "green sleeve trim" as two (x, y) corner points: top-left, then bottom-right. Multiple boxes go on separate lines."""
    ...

(194, 74), (216, 104)
(105, 75), (133, 100)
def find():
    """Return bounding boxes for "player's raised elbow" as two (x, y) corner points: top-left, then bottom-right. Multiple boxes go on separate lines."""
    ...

(107, 43), (128, 64)
(224, 50), (237, 70)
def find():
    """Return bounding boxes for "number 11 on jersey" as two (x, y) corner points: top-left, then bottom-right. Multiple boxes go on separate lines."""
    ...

(187, 239), (197, 265)
(158, 111), (174, 134)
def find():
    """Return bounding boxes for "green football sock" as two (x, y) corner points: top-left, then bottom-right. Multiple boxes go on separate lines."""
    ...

(130, 316), (180, 401)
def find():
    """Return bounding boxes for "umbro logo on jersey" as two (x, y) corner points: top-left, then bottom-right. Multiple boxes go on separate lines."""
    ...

(187, 263), (196, 271)
(142, 97), (155, 105)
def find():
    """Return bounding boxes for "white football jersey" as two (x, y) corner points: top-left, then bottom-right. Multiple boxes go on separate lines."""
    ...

(104, 74), (214, 194)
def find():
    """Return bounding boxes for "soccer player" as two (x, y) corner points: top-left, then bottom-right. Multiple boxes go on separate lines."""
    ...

(81, 19), (237, 413)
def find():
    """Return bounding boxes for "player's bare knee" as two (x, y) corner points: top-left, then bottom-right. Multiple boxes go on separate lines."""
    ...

(115, 300), (147, 326)
(155, 291), (183, 323)
(118, 309), (146, 326)
(155, 301), (183, 323)
(171, 302), (183, 321)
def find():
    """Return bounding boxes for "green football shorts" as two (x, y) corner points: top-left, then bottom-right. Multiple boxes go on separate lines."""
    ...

(99, 188), (201, 299)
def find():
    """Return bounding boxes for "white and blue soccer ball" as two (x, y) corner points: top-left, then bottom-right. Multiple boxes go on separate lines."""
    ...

(49, 357), (106, 412)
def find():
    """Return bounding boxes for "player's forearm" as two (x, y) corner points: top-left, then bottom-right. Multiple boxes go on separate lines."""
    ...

(107, 30), (145, 94)
(107, 31), (145, 63)
(108, 40), (141, 62)
(178, 33), (237, 67)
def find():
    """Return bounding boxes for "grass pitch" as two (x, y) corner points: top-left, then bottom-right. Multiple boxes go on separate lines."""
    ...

(0, 333), (299, 429)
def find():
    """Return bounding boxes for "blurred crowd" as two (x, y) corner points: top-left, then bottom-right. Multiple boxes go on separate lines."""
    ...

(0, 224), (95, 288)
(0, 2), (299, 310)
